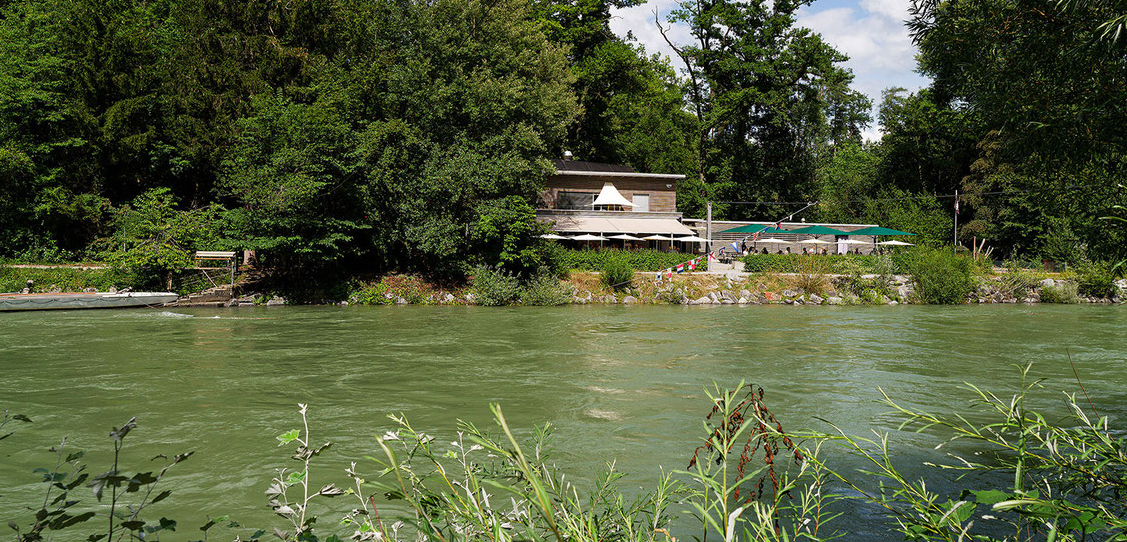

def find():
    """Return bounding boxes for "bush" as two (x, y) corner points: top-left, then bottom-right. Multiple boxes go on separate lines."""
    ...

(560, 249), (700, 272)
(1073, 261), (1117, 298)
(995, 261), (1042, 299)
(741, 253), (881, 274)
(901, 248), (976, 304)
(0, 265), (137, 293)
(471, 265), (522, 306)
(519, 270), (570, 306)
(1040, 281), (1079, 303)
(601, 254), (634, 290)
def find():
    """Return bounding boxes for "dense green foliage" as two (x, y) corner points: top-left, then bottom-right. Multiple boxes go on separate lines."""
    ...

(599, 253), (634, 290)
(2, 0), (1124, 284)
(900, 248), (975, 304)
(559, 249), (701, 272)
(0, 265), (134, 293)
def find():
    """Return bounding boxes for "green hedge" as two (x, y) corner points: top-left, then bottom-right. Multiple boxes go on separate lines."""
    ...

(0, 266), (136, 293)
(740, 249), (989, 277)
(560, 249), (704, 272)
(740, 254), (884, 274)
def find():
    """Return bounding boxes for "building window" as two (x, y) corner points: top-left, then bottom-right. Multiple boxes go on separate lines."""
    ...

(557, 191), (595, 210)
(633, 194), (650, 212)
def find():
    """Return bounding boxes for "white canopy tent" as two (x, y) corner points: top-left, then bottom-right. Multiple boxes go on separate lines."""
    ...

(591, 182), (635, 208)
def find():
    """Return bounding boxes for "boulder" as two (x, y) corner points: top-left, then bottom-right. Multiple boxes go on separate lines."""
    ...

(695, 296), (712, 305)
(808, 294), (824, 305)
(339, 301), (349, 306)
(266, 297), (286, 306)
(888, 300), (899, 306)
(764, 291), (781, 303)
(708, 291), (720, 303)
(395, 297), (408, 305)
(464, 293), (475, 303)
(826, 296), (844, 305)
(737, 297), (748, 304)
(740, 289), (752, 299)
(1040, 278), (1056, 288)
(443, 293), (456, 303)
(623, 296), (638, 304)
(782, 289), (797, 298)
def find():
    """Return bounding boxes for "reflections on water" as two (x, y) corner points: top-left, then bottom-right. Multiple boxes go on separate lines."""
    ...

(1, 304), (1125, 539)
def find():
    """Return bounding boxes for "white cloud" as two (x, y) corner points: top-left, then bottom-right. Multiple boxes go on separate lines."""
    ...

(609, 0), (931, 140)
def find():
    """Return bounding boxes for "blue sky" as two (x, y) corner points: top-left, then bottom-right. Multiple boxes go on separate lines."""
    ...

(608, 0), (931, 140)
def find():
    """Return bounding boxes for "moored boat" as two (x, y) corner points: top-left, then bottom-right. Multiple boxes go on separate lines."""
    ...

(0, 291), (179, 312)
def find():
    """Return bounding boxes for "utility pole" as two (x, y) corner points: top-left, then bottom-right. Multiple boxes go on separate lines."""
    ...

(953, 189), (959, 254)
(706, 201), (712, 254)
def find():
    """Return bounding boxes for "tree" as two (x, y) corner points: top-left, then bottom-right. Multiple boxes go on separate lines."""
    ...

(659, 0), (862, 220)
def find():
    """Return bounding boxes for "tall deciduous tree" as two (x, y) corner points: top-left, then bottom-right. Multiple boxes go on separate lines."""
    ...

(659, 0), (862, 219)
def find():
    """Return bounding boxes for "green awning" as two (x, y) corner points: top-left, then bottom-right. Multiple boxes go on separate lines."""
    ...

(786, 225), (851, 236)
(720, 224), (789, 234)
(847, 226), (916, 236)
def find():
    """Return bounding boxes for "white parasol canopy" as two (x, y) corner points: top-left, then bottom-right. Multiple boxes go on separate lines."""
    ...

(797, 238), (831, 244)
(608, 234), (643, 240)
(591, 182), (635, 208)
(571, 234), (607, 241)
(878, 240), (914, 246)
(540, 233), (568, 240)
(675, 235), (710, 243)
(642, 234), (674, 241)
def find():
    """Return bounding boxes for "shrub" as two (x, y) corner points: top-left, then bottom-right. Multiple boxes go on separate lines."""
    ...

(1073, 261), (1117, 298)
(741, 253), (881, 274)
(902, 248), (976, 304)
(0, 265), (137, 293)
(791, 257), (830, 295)
(560, 248), (700, 272)
(995, 261), (1042, 299)
(1040, 281), (1079, 303)
(519, 269), (570, 306)
(601, 254), (634, 290)
(350, 282), (392, 305)
(470, 265), (522, 306)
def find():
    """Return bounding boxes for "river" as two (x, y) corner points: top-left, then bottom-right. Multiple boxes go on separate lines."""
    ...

(2, 305), (1125, 539)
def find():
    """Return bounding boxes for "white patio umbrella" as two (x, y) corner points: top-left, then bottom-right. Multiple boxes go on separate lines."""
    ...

(675, 235), (709, 242)
(641, 234), (672, 240)
(878, 240), (914, 246)
(571, 233), (607, 248)
(540, 233), (568, 240)
(608, 233), (643, 249)
(572, 233), (607, 241)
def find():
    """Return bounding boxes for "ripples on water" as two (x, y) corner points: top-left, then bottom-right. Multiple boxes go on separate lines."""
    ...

(1, 304), (1125, 539)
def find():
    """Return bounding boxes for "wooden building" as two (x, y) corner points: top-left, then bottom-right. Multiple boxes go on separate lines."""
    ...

(536, 157), (695, 238)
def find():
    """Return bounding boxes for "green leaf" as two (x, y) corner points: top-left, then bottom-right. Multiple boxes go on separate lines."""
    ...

(970, 489), (1011, 505)
(277, 429), (300, 446)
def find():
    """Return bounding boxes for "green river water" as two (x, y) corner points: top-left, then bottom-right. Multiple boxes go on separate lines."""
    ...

(2, 304), (1126, 539)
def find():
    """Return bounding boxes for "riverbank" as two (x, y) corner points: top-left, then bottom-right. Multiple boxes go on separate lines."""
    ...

(4, 263), (1124, 307)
